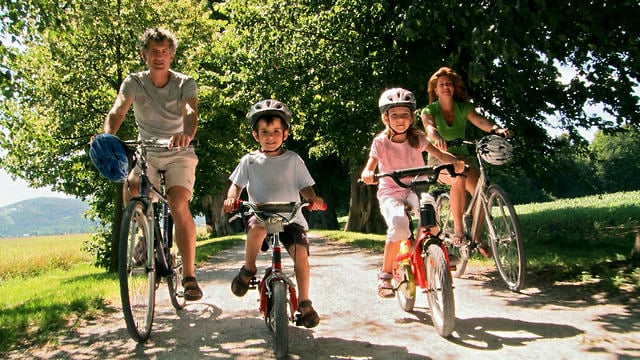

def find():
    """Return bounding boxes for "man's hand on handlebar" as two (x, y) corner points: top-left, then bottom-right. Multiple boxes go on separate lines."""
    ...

(222, 198), (239, 213)
(493, 127), (514, 139)
(306, 196), (326, 211)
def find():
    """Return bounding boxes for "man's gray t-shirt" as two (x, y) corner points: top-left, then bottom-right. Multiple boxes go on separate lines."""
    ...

(120, 69), (197, 141)
(229, 150), (315, 229)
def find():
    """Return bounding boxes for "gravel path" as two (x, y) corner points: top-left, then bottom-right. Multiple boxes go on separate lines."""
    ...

(8, 234), (640, 359)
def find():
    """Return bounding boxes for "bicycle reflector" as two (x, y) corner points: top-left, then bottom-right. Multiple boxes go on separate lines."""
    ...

(89, 133), (130, 182)
(477, 135), (513, 165)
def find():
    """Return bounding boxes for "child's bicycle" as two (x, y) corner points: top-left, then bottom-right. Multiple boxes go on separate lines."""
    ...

(436, 135), (526, 292)
(371, 163), (465, 338)
(118, 139), (191, 342)
(228, 200), (325, 360)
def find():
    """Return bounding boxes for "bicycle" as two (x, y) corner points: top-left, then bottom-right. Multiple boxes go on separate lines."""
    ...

(369, 163), (464, 338)
(435, 135), (526, 292)
(228, 200), (324, 360)
(118, 139), (191, 342)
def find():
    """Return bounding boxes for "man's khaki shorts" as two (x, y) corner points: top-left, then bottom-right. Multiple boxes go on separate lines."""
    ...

(129, 148), (198, 194)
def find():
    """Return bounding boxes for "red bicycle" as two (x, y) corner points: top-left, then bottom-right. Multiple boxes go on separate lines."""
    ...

(228, 200), (324, 359)
(373, 163), (464, 337)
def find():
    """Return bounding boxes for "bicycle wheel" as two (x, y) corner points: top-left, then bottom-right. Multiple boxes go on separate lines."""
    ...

(424, 244), (455, 337)
(436, 192), (469, 278)
(269, 280), (289, 359)
(119, 200), (156, 342)
(393, 262), (416, 311)
(485, 184), (526, 292)
(167, 253), (186, 310)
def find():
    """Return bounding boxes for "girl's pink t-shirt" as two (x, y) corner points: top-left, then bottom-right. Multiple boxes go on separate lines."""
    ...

(369, 133), (429, 199)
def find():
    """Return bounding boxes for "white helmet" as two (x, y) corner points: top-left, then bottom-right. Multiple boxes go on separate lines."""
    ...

(378, 88), (416, 114)
(477, 135), (513, 165)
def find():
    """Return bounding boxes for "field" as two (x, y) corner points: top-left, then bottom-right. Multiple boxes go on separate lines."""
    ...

(1, 191), (639, 353)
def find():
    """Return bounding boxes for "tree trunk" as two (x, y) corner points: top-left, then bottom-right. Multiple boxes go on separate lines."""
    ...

(202, 192), (236, 237)
(110, 183), (124, 273)
(345, 170), (386, 234)
(631, 229), (640, 265)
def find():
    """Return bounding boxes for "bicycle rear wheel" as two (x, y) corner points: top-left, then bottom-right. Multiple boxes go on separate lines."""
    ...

(269, 280), (289, 359)
(436, 192), (469, 277)
(119, 200), (156, 342)
(424, 244), (455, 337)
(393, 262), (415, 312)
(485, 185), (526, 292)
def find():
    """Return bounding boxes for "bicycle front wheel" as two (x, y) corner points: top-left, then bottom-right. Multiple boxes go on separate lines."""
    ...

(424, 244), (455, 337)
(485, 185), (526, 292)
(393, 263), (416, 312)
(119, 200), (156, 342)
(436, 192), (469, 278)
(269, 280), (289, 359)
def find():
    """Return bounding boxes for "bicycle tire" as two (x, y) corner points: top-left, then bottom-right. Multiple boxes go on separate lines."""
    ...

(424, 244), (455, 337)
(436, 192), (469, 278)
(167, 253), (186, 310)
(270, 280), (289, 359)
(119, 200), (156, 342)
(393, 263), (416, 312)
(485, 185), (526, 292)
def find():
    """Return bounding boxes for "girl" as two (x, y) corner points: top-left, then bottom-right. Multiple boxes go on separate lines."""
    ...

(361, 88), (465, 298)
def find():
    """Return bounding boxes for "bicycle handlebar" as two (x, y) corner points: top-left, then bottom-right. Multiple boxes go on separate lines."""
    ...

(123, 138), (198, 150)
(372, 163), (466, 189)
(228, 200), (326, 224)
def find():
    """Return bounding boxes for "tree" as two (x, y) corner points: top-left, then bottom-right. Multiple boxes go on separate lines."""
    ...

(591, 126), (640, 193)
(0, 0), (223, 269)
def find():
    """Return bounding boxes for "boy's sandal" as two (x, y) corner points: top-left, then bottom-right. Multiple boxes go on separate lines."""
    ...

(182, 276), (203, 301)
(231, 265), (256, 297)
(377, 271), (395, 299)
(295, 300), (320, 328)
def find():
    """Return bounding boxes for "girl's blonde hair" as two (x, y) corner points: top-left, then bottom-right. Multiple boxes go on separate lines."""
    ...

(427, 67), (469, 103)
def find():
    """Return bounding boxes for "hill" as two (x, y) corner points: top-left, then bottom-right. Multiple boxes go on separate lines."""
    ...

(0, 197), (97, 238)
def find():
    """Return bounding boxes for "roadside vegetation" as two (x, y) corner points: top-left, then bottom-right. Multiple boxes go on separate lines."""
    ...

(1, 191), (639, 353)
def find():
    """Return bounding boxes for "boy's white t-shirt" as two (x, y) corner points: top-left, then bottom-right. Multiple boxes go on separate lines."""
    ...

(229, 150), (315, 229)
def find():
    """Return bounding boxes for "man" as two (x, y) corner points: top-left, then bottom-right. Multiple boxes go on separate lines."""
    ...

(103, 28), (201, 301)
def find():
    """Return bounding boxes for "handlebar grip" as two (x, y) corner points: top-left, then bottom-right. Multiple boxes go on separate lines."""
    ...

(306, 201), (327, 211)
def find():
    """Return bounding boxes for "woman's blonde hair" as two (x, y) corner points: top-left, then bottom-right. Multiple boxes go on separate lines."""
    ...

(427, 67), (469, 103)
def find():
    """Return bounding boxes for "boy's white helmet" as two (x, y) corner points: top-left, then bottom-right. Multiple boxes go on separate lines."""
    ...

(247, 99), (292, 130)
(378, 88), (417, 113)
(477, 135), (513, 165)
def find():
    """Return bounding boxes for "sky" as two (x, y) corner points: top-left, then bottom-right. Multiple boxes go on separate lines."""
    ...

(0, 168), (74, 208)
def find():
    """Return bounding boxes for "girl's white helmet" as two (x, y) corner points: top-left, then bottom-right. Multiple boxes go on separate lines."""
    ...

(378, 88), (416, 114)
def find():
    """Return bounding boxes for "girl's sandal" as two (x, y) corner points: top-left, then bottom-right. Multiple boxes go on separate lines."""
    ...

(182, 276), (203, 301)
(295, 300), (320, 328)
(377, 271), (395, 298)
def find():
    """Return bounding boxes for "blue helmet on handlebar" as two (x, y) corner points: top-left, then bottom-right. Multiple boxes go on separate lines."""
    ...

(89, 133), (130, 182)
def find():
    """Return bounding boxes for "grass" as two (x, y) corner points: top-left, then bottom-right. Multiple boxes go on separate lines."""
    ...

(0, 230), (242, 354)
(1, 191), (639, 353)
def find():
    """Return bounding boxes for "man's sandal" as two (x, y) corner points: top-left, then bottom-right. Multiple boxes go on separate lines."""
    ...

(182, 276), (203, 301)
(231, 265), (256, 297)
(295, 300), (320, 328)
(377, 271), (394, 299)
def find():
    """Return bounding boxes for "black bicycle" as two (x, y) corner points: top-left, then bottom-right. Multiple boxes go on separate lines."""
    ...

(118, 139), (190, 342)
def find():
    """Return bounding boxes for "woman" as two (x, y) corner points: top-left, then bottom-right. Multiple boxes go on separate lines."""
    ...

(420, 67), (513, 256)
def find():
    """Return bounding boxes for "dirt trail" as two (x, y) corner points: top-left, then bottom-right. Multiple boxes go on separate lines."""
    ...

(8, 234), (640, 359)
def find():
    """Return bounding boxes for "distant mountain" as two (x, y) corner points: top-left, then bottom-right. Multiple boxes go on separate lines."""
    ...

(0, 197), (97, 238)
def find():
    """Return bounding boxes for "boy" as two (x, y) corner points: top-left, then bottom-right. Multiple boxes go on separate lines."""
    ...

(222, 99), (325, 328)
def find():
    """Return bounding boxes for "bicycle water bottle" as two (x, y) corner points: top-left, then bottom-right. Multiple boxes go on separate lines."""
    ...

(140, 174), (149, 196)
(419, 193), (437, 228)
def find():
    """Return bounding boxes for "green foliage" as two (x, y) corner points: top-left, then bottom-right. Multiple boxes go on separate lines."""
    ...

(2, 0), (639, 260)
(591, 126), (640, 193)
